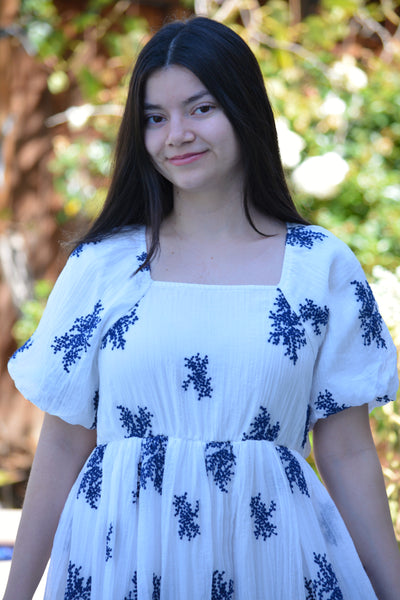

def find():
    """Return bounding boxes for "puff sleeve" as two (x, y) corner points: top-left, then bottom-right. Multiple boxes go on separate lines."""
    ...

(8, 243), (107, 428)
(308, 238), (399, 430)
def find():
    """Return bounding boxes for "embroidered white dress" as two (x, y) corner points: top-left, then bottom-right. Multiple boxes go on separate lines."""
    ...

(8, 224), (398, 600)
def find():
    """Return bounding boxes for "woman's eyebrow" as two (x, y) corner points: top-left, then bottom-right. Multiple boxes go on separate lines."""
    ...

(144, 90), (211, 111)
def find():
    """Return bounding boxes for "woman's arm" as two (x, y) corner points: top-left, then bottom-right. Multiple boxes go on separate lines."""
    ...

(2, 413), (96, 600)
(313, 404), (400, 600)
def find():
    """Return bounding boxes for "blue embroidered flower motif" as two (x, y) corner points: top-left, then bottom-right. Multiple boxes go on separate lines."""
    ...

(117, 405), (154, 438)
(315, 389), (348, 417)
(299, 299), (329, 335)
(301, 405), (312, 448)
(63, 562), (91, 600)
(101, 303), (140, 351)
(140, 435), (168, 495)
(242, 406), (280, 441)
(71, 244), (85, 258)
(77, 444), (106, 509)
(137, 251), (150, 272)
(152, 573), (161, 600)
(90, 390), (99, 430)
(286, 226), (327, 249)
(122, 573), (161, 600)
(51, 300), (104, 373)
(71, 240), (101, 258)
(268, 289), (329, 365)
(304, 552), (344, 600)
(351, 280), (386, 349)
(205, 442), (236, 493)
(124, 572), (137, 600)
(173, 492), (201, 541)
(182, 353), (213, 400)
(276, 446), (310, 497)
(11, 337), (34, 359)
(105, 523), (113, 562)
(212, 570), (234, 600)
(250, 493), (278, 541)
(376, 394), (390, 403)
(268, 289), (306, 365)
(132, 461), (141, 503)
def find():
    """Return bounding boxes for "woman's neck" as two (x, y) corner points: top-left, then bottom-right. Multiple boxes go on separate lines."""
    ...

(166, 187), (269, 243)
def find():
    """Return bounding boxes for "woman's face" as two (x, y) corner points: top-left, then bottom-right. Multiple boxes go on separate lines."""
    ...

(143, 65), (243, 196)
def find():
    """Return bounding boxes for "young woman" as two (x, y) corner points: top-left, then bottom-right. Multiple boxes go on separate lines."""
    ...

(4, 16), (400, 600)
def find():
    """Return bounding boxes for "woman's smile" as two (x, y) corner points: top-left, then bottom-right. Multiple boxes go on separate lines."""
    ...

(167, 150), (209, 166)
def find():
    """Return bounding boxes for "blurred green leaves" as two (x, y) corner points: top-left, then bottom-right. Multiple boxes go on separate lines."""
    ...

(12, 280), (52, 346)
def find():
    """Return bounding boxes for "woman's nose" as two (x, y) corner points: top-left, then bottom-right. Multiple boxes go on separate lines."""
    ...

(166, 116), (195, 146)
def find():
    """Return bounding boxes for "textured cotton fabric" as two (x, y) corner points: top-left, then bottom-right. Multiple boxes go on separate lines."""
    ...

(8, 224), (398, 600)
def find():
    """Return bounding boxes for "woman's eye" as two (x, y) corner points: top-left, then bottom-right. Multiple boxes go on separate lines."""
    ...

(193, 104), (215, 115)
(145, 115), (164, 125)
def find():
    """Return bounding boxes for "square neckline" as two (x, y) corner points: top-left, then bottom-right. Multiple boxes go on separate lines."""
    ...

(141, 223), (293, 290)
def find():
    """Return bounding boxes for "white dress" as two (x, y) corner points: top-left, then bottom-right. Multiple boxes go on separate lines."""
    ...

(8, 224), (398, 600)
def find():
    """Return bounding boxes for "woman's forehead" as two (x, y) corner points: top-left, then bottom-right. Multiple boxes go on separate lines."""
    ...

(144, 66), (212, 106)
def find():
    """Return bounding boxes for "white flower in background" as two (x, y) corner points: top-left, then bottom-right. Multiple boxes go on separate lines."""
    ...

(291, 152), (349, 198)
(65, 104), (95, 129)
(319, 93), (346, 117)
(275, 117), (305, 168)
(328, 55), (368, 93)
(383, 185), (400, 202)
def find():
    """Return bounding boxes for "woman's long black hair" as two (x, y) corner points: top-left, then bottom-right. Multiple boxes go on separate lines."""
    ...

(76, 16), (308, 265)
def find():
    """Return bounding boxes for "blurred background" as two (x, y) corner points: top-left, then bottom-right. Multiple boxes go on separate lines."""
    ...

(0, 0), (399, 539)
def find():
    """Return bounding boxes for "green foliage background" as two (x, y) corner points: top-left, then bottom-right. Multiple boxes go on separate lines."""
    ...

(15, 0), (400, 535)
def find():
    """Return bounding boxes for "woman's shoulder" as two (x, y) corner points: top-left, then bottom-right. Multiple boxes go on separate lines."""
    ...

(286, 222), (356, 264)
(70, 225), (146, 262)
(68, 225), (147, 275)
(55, 225), (147, 296)
(285, 222), (365, 297)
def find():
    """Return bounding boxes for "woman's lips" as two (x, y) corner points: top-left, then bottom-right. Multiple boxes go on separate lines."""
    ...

(168, 150), (208, 166)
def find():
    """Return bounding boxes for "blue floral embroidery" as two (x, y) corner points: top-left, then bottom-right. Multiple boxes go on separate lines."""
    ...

(304, 552), (344, 600)
(212, 570), (234, 600)
(71, 240), (101, 258)
(51, 300), (104, 373)
(315, 389), (348, 417)
(205, 442), (236, 493)
(71, 244), (85, 258)
(132, 461), (141, 503)
(351, 280), (386, 349)
(301, 405), (312, 448)
(123, 572), (160, 600)
(242, 406), (280, 441)
(152, 574), (161, 600)
(268, 289), (329, 365)
(182, 353), (213, 400)
(124, 572), (137, 600)
(286, 226), (327, 249)
(63, 562), (91, 600)
(77, 444), (106, 509)
(90, 390), (99, 430)
(276, 446), (310, 497)
(299, 299), (329, 335)
(376, 394), (390, 403)
(117, 405), (154, 438)
(137, 251), (150, 272)
(105, 523), (113, 562)
(268, 289), (306, 365)
(11, 337), (34, 359)
(140, 435), (168, 495)
(101, 303), (140, 351)
(173, 492), (201, 541)
(250, 493), (278, 541)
